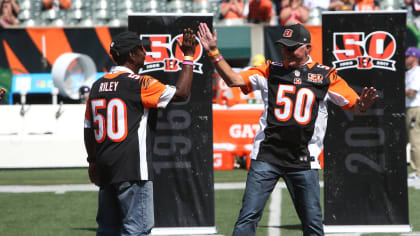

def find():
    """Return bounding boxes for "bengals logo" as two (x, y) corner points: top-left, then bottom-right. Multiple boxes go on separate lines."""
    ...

(283, 29), (293, 38)
(140, 34), (203, 74)
(332, 31), (396, 71)
(307, 73), (323, 83)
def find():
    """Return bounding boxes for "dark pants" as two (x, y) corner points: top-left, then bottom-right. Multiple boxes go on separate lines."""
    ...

(232, 160), (324, 236)
(96, 181), (154, 236)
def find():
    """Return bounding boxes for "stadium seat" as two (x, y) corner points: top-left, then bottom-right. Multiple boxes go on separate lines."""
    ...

(66, 9), (85, 26)
(142, 0), (166, 13)
(71, 0), (83, 10)
(192, 0), (213, 13)
(93, 9), (111, 26)
(380, 0), (403, 10)
(307, 8), (322, 26)
(18, 9), (31, 21)
(167, 0), (189, 13)
(93, 0), (108, 10)
(117, 0), (134, 11)
(41, 9), (61, 26)
(19, 0), (42, 11)
(79, 18), (94, 27)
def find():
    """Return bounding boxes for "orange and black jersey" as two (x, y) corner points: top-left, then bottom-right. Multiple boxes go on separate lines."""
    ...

(84, 68), (174, 185)
(239, 60), (358, 170)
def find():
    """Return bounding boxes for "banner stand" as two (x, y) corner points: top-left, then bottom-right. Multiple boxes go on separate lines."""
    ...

(128, 13), (217, 234)
(151, 227), (218, 235)
(322, 11), (411, 233)
(324, 225), (412, 233)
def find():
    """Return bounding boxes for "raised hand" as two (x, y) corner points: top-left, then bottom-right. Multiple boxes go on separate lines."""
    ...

(356, 87), (379, 112)
(197, 22), (217, 52)
(179, 28), (197, 57)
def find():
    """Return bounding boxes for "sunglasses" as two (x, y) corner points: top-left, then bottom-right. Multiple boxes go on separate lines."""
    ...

(282, 43), (304, 52)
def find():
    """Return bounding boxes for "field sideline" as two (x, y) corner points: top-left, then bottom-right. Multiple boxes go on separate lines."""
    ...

(0, 168), (419, 236)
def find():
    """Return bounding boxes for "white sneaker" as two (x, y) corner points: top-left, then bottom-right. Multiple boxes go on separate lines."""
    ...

(408, 173), (419, 180)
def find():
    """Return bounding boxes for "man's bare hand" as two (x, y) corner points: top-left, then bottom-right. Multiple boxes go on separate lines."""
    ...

(197, 23), (217, 52)
(355, 87), (379, 113)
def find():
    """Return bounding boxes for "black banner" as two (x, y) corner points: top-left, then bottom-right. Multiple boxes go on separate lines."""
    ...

(322, 11), (409, 228)
(128, 14), (215, 230)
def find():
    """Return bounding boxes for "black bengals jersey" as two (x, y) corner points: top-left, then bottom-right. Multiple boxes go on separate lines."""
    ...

(84, 68), (172, 185)
(239, 61), (358, 170)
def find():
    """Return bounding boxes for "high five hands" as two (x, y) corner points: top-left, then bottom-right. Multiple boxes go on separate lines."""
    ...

(197, 23), (217, 52)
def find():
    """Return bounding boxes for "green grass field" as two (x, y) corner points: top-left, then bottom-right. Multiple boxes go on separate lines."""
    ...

(0, 168), (418, 236)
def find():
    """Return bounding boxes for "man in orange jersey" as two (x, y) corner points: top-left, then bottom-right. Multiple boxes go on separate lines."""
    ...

(198, 23), (378, 236)
(84, 29), (196, 236)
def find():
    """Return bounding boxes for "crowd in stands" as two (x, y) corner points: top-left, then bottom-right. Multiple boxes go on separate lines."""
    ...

(215, 0), (405, 26)
(0, 0), (411, 28)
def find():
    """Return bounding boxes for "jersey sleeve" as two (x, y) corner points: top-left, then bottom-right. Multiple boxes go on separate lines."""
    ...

(327, 70), (359, 110)
(239, 61), (270, 94)
(139, 75), (171, 108)
(84, 93), (92, 128)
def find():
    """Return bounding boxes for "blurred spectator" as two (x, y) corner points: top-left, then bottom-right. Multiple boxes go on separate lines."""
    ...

(0, 0), (19, 17)
(279, 0), (309, 26)
(328, 0), (354, 10)
(353, 0), (379, 11)
(0, 0), (19, 27)
(302, 0), (331, 10)
(0, 88), (6, 102)
(405, 0), (420, 17)
(220, 0), (245, 19)
(247, 0), (276, 24)
(251, 54), (266, 67)
(273, 0), (291, 16)
(405, 46), (420, 180)
(42, 0), (71, 11)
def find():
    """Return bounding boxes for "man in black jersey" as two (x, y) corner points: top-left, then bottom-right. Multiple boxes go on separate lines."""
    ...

(198, 23), (378, 236)
(84, 29), (196, 236)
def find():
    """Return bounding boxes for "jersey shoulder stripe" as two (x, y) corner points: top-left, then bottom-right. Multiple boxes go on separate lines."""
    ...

(139, 75), (167, 108)
(104, 71), (128, 79)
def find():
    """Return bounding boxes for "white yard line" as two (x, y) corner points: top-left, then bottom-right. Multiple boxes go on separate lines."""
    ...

(268, 183), (282, 236)
(1, 180), (418, 193)
(0, 184), (98, 194)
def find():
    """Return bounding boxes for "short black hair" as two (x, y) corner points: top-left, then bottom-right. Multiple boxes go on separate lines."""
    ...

(111, 45), (141, 65)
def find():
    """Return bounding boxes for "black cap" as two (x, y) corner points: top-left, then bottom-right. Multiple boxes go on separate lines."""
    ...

(275, 24), (311, 47)
(110, 31), (147, 56)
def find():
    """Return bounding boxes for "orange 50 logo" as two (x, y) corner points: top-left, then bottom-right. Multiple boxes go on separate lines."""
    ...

(140, 34), (203, 74)
(332, 31), (396, 71)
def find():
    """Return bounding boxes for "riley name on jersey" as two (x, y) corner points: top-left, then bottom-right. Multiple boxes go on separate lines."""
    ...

(98, 81), (120, 92)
